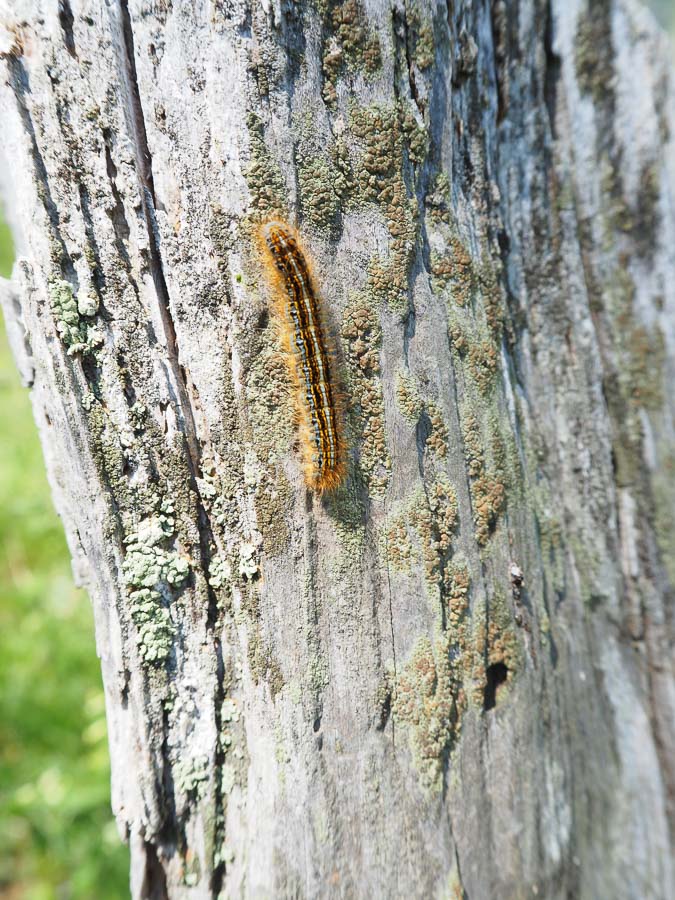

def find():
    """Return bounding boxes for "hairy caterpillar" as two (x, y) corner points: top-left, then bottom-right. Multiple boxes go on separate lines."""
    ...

(257, 220), (346, 492)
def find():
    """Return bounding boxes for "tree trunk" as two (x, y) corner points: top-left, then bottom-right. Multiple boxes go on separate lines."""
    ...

(1, 0), (673, 897)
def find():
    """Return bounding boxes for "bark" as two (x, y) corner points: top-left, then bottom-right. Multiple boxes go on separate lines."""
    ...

(0, 0), (674, 897)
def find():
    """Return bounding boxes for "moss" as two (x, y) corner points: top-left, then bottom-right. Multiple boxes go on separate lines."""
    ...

(341, 293), (391, 496)
(320, 0), (382, 106)
(49, 278), (102, 356)
(244, 112), (286, 213)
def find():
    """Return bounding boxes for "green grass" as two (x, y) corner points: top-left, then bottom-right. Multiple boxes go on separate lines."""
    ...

(0, 218), (129, 898)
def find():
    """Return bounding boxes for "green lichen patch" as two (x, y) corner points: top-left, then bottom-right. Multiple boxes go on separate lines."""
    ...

(122, 499), (190, 664)
(319, 0), (382, 106)
(444, 558), (470, 629)
(394, 635), (458, 791)
(468, 339), (499, 394)
(49, 278), (102, 356)
(244, 112), (287, 213)
(574, 0), (613, 105)
(461, 410), (506, 546)
(174, 755), (210, 799)
(341, 293), (391, 496)
(395, 371), (448, 458)
(297, 147), (343, 231)
(349, 103), (418, 316)
(383, 475), (458, 592)
(430, 236), (475, 307)
(398, 102), (428, 168)
(403, 3), (435, 72)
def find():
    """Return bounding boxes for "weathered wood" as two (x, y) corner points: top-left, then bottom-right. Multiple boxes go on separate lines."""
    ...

(0, 0), (673, 897)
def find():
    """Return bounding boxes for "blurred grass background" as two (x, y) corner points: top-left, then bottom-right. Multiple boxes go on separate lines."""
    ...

(0, 3), (672, 898)
(0, 216), (128, 896)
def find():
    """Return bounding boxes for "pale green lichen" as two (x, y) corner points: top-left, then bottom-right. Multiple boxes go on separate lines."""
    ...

(461, 410), (506, 546)
(350, 103), (418, 316)
(468, 339), (499, 394)
(174, 755), (210, 798)
(49, 278), (102, 356)
(297, 148), (344, 230)
(208, 555), (232, 590)
(383, 475), (458, 592)
(320, 0), (382, 105)
(244, 112), (286, 212)
(395, 372), (448, 458)
(122, 500), (190, 664)
(341, 292), (391, 495)
(394, 635), (458, 791)
(238, 541), (259, 580)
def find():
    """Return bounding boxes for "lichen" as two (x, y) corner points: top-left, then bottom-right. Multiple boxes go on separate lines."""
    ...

(319, 0), (382, 105)
(444, 559), (470, 629)
(122, 499), (190, 664)
(468, 339), (499, 394)
(461, 410), (506, 545)
(399, 102), (428, 168)
(395, 372), (448, 458)
(431, 236), (475, 307)
(341, 293), (391, 495)
(296, 144), (344, 231)
(174, 755), (210, 799)
(384, 475), (458, 592)
(244, 112), (286, 212)
(394, 635), (458, 791)
(574, 1), (613, 104)
(350, 103), (418, 316)
(49, 278), (102, 356)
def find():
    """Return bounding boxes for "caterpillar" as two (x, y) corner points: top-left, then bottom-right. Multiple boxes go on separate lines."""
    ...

(257, 220), (346, 493)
